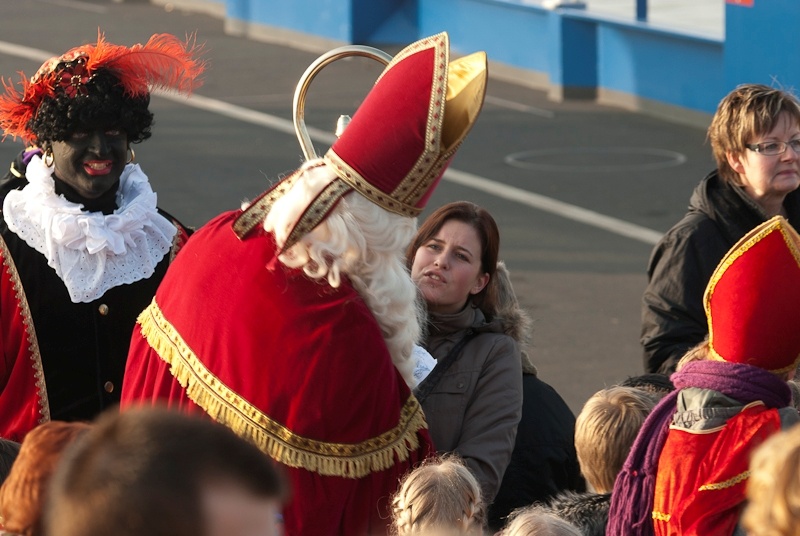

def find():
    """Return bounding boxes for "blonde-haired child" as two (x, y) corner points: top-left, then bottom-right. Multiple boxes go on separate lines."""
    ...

(741, 422), (800, 536)
(391, 455), (484, 535)
(500, 506), (581, 536)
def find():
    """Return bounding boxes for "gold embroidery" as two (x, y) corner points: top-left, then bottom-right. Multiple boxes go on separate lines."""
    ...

(324, 153), (418, 217)
(652, 511), (671, 522)
(698, 470), (750, 491)
(0, 235), (49, 424)
(9, 162), (22, 179)
(391, 34), (446, 208)
(325, 33), (449, 217)
(279, 178), (352, 253)
(138, 298), (428, 478)
(233, 171), (301, 239)
(168, 222), (191, 264)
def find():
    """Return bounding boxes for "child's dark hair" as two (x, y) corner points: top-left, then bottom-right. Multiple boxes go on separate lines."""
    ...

(29, 69), (153, 145)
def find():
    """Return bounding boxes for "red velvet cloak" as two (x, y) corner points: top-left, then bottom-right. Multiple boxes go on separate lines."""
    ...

(121, 210), (433, 536)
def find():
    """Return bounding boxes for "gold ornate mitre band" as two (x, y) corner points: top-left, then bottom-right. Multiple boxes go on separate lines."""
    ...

(136, 299), (428, 478)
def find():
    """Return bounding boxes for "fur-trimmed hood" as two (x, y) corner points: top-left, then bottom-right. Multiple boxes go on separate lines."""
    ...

(546, 491), (610, 536)
(487, 260), (536, 375)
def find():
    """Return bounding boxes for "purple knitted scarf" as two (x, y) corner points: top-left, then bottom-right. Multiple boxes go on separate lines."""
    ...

(605, 360), (791, 536)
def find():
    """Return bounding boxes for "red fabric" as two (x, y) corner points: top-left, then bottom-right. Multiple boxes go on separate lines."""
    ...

(0, 243), (46, 442)
(330, 45), (434, 205)
(706, 219), (800, 371)
(652, 404), (782, 536)
(122, 210), (434, 536)
(327, 34), (451, 214)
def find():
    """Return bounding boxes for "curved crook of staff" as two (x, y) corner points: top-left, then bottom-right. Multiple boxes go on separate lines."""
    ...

(292, 45), (392, 161)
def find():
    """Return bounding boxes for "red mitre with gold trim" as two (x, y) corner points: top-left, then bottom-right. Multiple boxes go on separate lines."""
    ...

(326, 32), (487, 217)
(704, 215), (800, 373)
(233, 32), (488, 251)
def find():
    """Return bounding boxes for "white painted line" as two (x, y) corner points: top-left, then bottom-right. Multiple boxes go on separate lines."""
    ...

(0, 42), (50, 63)
(444, 168), (663, 245)
(0, 40), (663, 245)
(37, 0), (109, 13)
(159, 92), (337, 147)
(485, 95), (555, 118)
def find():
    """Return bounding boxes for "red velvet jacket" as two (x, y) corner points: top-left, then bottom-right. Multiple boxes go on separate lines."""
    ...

(0, 156), (191, 441)
(653, 402), (783, 535)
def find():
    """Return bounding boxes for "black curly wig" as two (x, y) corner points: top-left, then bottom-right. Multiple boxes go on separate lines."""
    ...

(29, 69), (154, 145)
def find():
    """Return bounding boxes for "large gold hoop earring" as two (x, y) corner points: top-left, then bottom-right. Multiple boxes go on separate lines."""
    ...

(126, 147), (135, 164)
(43, 147), (54, 168)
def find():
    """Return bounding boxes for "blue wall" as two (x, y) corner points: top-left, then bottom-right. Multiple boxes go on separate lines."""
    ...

(220, 0), (797, 119)
(416, 0), (724, 114)
(592, 19), (723, 112)
(226, 0), (353, 42)
(552, 14), (598, 94)
(418, 0), (551, 74)
(725, 0), (800, 92)
(352, 0), (418, 44)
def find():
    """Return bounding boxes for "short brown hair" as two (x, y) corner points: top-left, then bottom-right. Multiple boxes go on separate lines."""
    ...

(0, 421), (90, 536)
(44, 407), (285, 536)
(574, 386), (657, 493)
(708, 83), (800, 185)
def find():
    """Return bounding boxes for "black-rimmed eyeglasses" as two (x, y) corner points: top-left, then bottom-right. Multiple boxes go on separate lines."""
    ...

(746, 139), (800, 156)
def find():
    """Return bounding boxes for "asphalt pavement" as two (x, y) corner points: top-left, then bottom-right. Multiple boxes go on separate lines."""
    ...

(0, 0), (719, 412)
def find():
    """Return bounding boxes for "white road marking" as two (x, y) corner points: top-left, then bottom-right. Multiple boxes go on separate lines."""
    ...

(444, 169), (663, 244)
(0, 42), (50, 63)
(484, 95), (555, 118)
(0, 40), (663, 245)
(36, 0), (109, 14)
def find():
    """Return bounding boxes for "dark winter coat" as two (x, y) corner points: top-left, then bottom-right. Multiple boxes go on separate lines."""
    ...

(419, 304), (523, 504)
(416, 262), (527, 504)
(640, 170), (800, 374)
(487, 373), (585, 531)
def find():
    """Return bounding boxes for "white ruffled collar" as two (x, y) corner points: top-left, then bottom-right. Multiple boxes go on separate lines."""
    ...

(3, 154), (177, 303)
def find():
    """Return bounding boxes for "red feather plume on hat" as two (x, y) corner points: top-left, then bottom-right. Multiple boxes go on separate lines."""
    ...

(0, 31), (205, 143)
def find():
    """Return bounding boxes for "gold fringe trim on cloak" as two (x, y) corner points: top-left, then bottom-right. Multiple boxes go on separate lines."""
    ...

(652, 511), (671, 522)
(137, 298), (428, 479)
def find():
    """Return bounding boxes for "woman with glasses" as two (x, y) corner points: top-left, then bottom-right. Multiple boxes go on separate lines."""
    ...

(641, 84), (800, 375)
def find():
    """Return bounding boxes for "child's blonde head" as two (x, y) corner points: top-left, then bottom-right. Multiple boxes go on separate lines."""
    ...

(500, 506), (581, 536)
(742, 423), (800, 536)
(391, 455), (484, 535)
(574, 386), (657, 493)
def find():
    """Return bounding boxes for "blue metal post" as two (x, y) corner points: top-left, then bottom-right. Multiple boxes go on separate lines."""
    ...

(636, 0), (647, 21)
